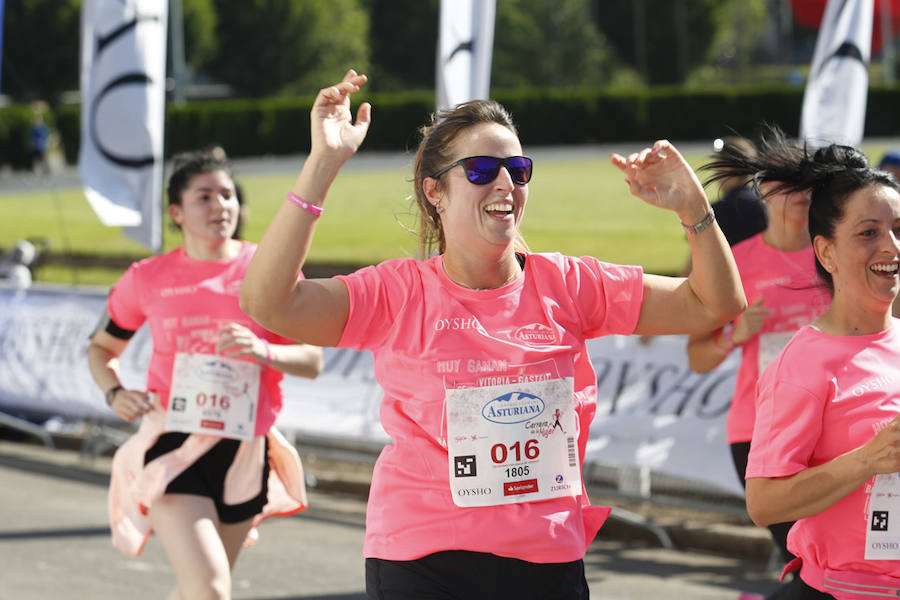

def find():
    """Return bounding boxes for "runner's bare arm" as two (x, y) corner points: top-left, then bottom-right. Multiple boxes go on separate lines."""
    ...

(87, 330), (153, 421)
(685, 328), (730, 374)
(611, 142), (745, 335)
(241, 71), (369, 347)
(746, 415), (900, 526)
(215, 323), (324, 378)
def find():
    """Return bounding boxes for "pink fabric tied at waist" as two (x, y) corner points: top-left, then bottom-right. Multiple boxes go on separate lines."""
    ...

(108, 401), (307, 557)
(780, 557), (802, 582)
(584, 504), (613, 544)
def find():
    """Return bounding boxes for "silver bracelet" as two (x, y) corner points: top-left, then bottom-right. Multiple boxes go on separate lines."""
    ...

(681, 206), (715, 236)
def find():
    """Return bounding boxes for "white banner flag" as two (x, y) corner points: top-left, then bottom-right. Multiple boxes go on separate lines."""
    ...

(79, 0), (167, 251)
(800, 0), (874, 148)
(436, 0), (496, 112)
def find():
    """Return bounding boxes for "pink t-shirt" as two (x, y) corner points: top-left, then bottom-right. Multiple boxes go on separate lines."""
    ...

(726, 234), (829, 443)
(747, 322), (900, 590)
(107, 242), (295, 435)
(336, 252), (644, 563)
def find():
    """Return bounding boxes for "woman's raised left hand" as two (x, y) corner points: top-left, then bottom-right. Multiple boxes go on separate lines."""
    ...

(610, 140), (709, 222)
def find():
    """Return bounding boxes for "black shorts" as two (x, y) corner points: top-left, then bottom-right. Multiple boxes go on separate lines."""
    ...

(782, 576), (836, 599)
(144, 432), (269, 524)
(365, 550), (589, 600)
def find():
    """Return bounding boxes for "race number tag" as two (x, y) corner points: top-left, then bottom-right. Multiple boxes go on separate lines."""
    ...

(758, 332), (794, 374)
(866, 473), (900, 559)
(165, 353), (259, 441)
(446, 377), (579, 508)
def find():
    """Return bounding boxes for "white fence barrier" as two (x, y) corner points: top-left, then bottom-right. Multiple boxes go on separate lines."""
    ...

(0, 284), (743, 497)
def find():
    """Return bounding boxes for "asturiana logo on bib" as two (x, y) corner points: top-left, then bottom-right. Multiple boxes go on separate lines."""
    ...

(482, 392), (545, 424)
(513, 323), (556, 345)
(198, 360), (238, 384)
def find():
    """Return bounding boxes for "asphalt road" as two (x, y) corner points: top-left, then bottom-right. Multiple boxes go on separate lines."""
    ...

(0, 439), (783, 600)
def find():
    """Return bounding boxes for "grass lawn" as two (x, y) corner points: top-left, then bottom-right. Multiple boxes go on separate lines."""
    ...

(4, 141), (899, 287)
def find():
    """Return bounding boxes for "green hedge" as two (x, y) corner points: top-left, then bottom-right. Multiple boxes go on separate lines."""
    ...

(20, 84), (900, 169)
(0, 104), (45, 169)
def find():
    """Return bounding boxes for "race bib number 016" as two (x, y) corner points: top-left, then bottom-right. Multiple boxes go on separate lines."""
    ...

(165, 353), (260, 441)
(446, 377), (579, 508)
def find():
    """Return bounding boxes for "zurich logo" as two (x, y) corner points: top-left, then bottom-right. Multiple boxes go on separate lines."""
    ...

(482, 392), (545, 424)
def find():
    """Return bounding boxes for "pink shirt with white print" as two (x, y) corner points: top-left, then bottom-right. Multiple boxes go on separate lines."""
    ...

(746, 322), (900, 591)
(107, 242), (294, 436)
(726, 234), (830, 443)
(336, 252), (644, 563)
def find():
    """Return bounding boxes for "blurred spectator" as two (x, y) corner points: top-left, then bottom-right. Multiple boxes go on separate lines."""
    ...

(878, 149), (900, 181)
(29, 101), (51, 175)
(708, 136), (769, 247)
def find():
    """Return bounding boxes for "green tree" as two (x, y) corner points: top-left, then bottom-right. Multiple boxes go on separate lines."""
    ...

(361, 0), (439, 92)
(181, 0), (220, 72)
(208, 0), (370, 97)
(492, 0), (613, 89)
(1, 0), (81, 102)
(707, 0), (769, 82)
(593, 0), (723, 85)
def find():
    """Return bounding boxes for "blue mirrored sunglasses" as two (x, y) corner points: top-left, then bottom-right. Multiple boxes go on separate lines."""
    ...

(431, 155), (533, 185)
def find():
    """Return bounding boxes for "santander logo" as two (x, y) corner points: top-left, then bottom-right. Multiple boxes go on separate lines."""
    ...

(513, 323), (557, 345)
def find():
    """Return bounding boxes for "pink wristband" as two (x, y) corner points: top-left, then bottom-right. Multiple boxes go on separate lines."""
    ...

(712, 332), (729, 355)
(262, 339), (272, 364)
(712, 324), (735, 355)
(286, 191), (323, 217)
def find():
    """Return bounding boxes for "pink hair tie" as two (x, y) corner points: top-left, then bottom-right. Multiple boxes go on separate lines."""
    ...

(286, 191), (323, 217)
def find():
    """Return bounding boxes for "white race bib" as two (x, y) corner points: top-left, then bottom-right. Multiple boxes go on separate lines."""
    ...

(446, 377), (580, 508)
(165, 353), (259, 441)
(866, 473), (900, 559)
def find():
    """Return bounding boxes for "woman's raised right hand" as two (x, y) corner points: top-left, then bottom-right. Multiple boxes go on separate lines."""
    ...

(310, 69), (372, 163)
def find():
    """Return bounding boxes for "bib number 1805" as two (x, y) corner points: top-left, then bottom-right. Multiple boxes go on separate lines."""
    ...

(491, 439), (539, 464)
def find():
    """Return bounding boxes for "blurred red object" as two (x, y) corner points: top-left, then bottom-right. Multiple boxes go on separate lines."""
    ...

(790, 0), (900, 54)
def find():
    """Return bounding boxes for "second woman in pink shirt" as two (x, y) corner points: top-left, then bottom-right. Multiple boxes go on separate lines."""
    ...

(744, 142), (900, 599)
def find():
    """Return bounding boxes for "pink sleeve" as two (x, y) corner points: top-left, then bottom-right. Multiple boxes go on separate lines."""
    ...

(335, 261), (414, 350)
(569, 256), (644, 338)
(746, 375), (824, 479)
(108, 263), (146, 332)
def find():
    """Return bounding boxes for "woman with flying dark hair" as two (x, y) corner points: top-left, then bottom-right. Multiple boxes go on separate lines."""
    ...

(741, 134), (900, 599)
(687, 127), (831, 591)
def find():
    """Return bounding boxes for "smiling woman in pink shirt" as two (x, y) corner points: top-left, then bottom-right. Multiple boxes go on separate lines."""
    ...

(741, 142), (900, 599)
(241, 70), (745, 600)
(86, 151), (323, 599)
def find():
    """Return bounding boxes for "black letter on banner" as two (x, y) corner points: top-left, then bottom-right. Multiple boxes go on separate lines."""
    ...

(90, 73), (155, 168)
(694, 369), (736, 419)
(96, 14), (160, 54)
(90, 13), (161, 169)
(647, 368), (696, 416)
